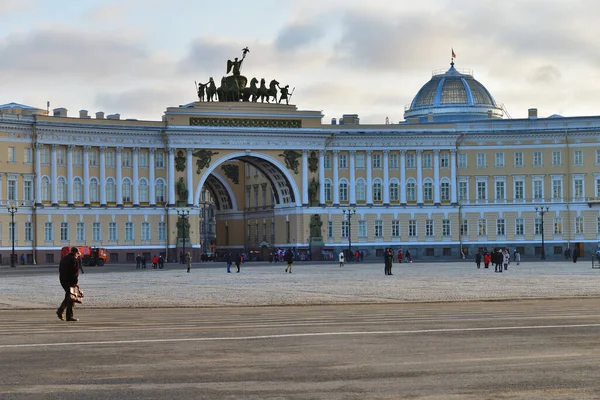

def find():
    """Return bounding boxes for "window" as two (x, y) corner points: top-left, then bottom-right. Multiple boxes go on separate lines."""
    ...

(375, 220), (383, 237)
(373, 154), (382, 168)
(355, 154), (365, 168)
(86, 150), (97, 167)
(552, 151), (562, 166)
(458, 153), (467, 168)
(324, 154), (331, 169)
(125, 222), (134, 241)
(495, 180), (505, 201)
(92, 222), (101, 241)
(358, 220), (367, 237)
(7, 147), (16, 163)
(57, 148), (66, 165)
(533, 218), (541, 235)
(328, 221), (333, 238)
(514, 152), (523, 167)
(554, 217), (563, 235)
(406, 153), (415, 168)
(440, 153), (449, 168)
(8, 178), (17, 201)
(139, 151), (148, 168)
(497, 218), (505, 236)
(425, 219), (434, 236)
(106, 179), (116, 202)
(476, 153), (486, 168)
(339, 181), (348, 202)
(155, 180), (165, 203)
(122, 151), (131, 167)
(423, 153), (432, 169)
(495, 152), (505, 167)
(575, 217), (584, 234)
(41, 177), (51, 202)
(341, 221), (349, 238)
(442, 219), (451, 236)
(155, 151), (165, 168)
(597, 149), (600, 164)
(574, 178), (584, 199)
(106, 151), (115, 167)
(109, 222), (117, 241)
(90, 178), (99, 202)
(390, 154), (399, 168)
(515, 218), (524, 236)
(458, 181), (468, 202)
(356, 180), (365, 201)
(573, 150), (583, 166)
(406, 180), (416, 202)
(41, 147), (50, 164)
(73, 149), (82, 166)
(552, 179), (562, 200)
(73, 178), (82, 202)
(441, 181), (450, 201)
(24, 147), (33, 164)
(514, 180), (524, 201)
(122, 180), (132, 202)
(76, 222), (85, 242)
(477, 181), (487, 200)
(44, 222), (53, 242)
(339, 154), (347, 168)
(596, 178), (600, 198)
(57, 177), (67, 202)
(158, 222), (166, 241)
(408, 220), (417, 237)
(390, 181), (399, 201)
(373, 180), (382, 201)
(392, 220), (400, 237)
(460, 219), (468, 236)
(25, 222), (32, 241)
(423, 181), (433, 201)
(478, 218), (487, 236)
(533, 180), (543, 200)
(324, 180), (332, 202)
(245, 164), (250, 178)
(598, 217), (600, 234)
(533, 151), (542, 166)
(139, 180), (149, 202)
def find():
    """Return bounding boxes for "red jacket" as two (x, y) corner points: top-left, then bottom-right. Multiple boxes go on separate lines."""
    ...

(484, 254), (491, 264)
(152, 256), (159, 264)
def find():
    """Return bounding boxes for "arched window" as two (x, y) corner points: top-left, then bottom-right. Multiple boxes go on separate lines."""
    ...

(389, 180), (399, 202)
(373, 179), (382, 202)
(139, 179), (149, 203)
(423, 179), (433, 201)
(57, 177), (67, 202)
(356, 179), (366, 202)
(441, 179), (450, 201)
(41, 176), (51, 202)
(406, 179), (416, 201)
(324, 179), (332, 203)
(155, 179), (165, 203)
(106, 178), (115, 203)
(339, 179), (349, 202)
(122, 179), (132, 203)
(73, 177), (83, 202)
(90, 178), (99, 202)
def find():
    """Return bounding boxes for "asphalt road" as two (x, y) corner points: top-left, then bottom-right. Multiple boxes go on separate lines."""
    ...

(1, 299), (600, 399)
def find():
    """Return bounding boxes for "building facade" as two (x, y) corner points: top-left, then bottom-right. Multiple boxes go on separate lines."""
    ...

(1, 62), (600, 264)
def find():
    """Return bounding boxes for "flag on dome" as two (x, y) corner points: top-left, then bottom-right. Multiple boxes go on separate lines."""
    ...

(452, 49), (456, 58)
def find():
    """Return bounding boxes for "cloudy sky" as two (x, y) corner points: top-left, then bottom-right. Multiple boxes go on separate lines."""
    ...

(1, 0), (599, 123)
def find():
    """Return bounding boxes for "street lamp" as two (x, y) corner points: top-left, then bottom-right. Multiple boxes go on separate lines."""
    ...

(7, 203), (18, 267)
(176, 208), (191, 264)
(535, 206), (549, 260)
(342, 207), (357, 261)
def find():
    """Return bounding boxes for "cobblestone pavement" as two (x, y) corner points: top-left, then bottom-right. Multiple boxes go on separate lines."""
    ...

(1, 260), (599, 309)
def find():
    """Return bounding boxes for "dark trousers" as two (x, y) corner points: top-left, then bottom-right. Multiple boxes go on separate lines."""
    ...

(495, 263), (502, 272)
(385, 262), (392, 275)
(58, 282), (74, 318)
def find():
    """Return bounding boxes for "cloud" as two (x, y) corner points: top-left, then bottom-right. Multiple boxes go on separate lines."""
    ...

(529, 65), (561, 84)
(275, 22), (326, 52)
(0, 0), (36, 16)
(94, 87), (189, 120)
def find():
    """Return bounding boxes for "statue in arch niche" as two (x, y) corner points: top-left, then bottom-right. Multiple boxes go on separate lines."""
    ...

(177, 177), (188, 202)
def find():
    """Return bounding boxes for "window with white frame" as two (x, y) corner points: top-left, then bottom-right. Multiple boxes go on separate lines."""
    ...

(392, 220), (400, 237)
(245, 164), (250, 177)
(358, 220), (367, 237)
(76, 222), (85, 242)
(44, 222), (53, 242)
(390, 181), (399, 201)
(355, 154), (365, 168)
(139, 180), (149, 202)
(515, 218), (524, 236)
(533, 151), (542, 166)
(158, 222), (166, 240)
(425, 219), (434, 236)
(106, 151), (115, 167)
(142, 222), (151, 241)
(442, 219), (451, 236)
(406, 180), (416, 201)
(441, 181), (450, 201)
(92, 222), (101, 241)
(122, 180), (132, 203)
(596, 177), (600, 198)
(155, 180), (165, 203)
(573, 177), (584, 199)
(155, 151), (164, 168)
(73, 178), (82, 202)
(573, 150), (583, 166)
(24, 148), (33, 164)
(373, 154), (382, 169)
(478, 218), (487, 236)
(460, 219), (468, 236)
(495, 152), (505, 167)
(552, 178), (562, 200)
(8, 178), (17, 201)
(423, 153), (432, 168)
(125, 222), (134, 241)
(597, 216), (600, 234)
(57, 177), (67, 202)
(25, 222), (32, 241)
(109, 222), (117, 241)
(339, 180), (348, 202)
(373, 179), (382, 201)
(324, 154), (331, 169)
(514, 152), (523, 167)
(122, 151), (131, 167)
(41, 177), (51, 202)
(458, 153), (467, 168)
(41, 147), (50, 164)
(476, 153), (486, 168)
(575, 216), (584, 234)
(327, 221), (333, 238)
(440, 153), (449, 168)
(90, 178), (99, 202)
(554, 217), (563, 234)
(356, 179), (365, 201)
(596, 149), (600, 164)
(534, 218), (542, 235)
(341, 220), (349, 238)
(495, 180), (505, 201)
(8, 222), (16, 244)
(73, 149), (82, 165)
(477, 180), (487, 200)
(57, 148), (66, 165)
(139, 151), (148, 168)
(552, 151), (561, 166)
(89, 150), (98, 166)
(339, 154), (347, 168)
(375, 220), (383, 237)
(390, 154), (399, 168)
(497, 218), (505, 236)
(61, 222), (70, 241)
(8, 146), (16, 163)
(324, 179), (332, 202)
(458, 181), (468, 202)
(106, 179), (116, 202)
(514, 180), (524, 201)
(408, 219), (417, 237)
(533, 179), (543, 200)
(423, 180), (433, 201)
(406, 153), (415, 168)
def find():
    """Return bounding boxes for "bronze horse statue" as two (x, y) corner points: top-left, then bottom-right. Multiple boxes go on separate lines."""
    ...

(206, 78), (217, 102)
(257, 79), (279, 103)
(241, 77), (259, 102)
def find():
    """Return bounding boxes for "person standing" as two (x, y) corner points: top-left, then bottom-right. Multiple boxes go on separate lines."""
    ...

(514, 249), (521, 265)
(141, 255), (147, 269)
(355, 250), (360, 262)
(135, 254), (142, 269)
(57, 247), (81, 322)
(494, 249), (503, 273)
(573, 246), (579, 263)
(397, 249), (403, 264)
(484, 252), (491, 269)
(152, 255), (158, 269)
(360, 251), (364, 262)
(384, 248), (391, 275)
(284, 249), (294, 273)
(405, 249), (412, 263)
(225, 252), (232, 273)
(503, 249), (510, 271)
(388, 248), (394, 275)
(235, 253), (241, 273)
(158, 255), (164, 269)
(338, 251), (345, 267)
(20, 254), (25, 265)
(186, 252), (192, 273)
(475, 250), (482, 269)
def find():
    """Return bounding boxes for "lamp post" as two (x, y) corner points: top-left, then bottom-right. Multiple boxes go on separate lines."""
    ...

(176, 208), (190, 263)
(342, 207), (356, 261)
(535, 206), (549, 260)
(7, 203), (18, 267)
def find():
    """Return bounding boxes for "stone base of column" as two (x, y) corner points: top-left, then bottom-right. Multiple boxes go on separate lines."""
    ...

(434, 202), (441, 206)
(100, 204), (108, 208)
(67, 203), (75, 207)
(84, 204), (91, 207)
(132, 204), (140, 208)
(51, 203), (59, 207)
(400, 203), (407, 206)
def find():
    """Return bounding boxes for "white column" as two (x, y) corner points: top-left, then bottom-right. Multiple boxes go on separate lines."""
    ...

(451, 150), (457, 204)
(366, 150), (373, 205)
(349, 150), (356, 205)
(83, 147), (90, 206)
(301, 150), (308, 205)
(168, 148), (176, 206)
(35, 144), (42, 205)
(67, 145), (74, 205)
(383, 150), (390, 205)
(187, 148), (194, 206)
(51, 144), (58, 205)
(400, 150), (407, 204)
(434, 149), (440, 204)
(319, 150), (325, 205)
(416, 150), (423, 204)
(116, 147), (123, 206)
(132, 147), (140, 206)
(149, 149), (156, 206)
(332, 150), (339, 205)
(99, 147), (106, 206)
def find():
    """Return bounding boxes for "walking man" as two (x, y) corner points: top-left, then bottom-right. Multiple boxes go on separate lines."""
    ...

(284, 249), (294, 273)
(475, 250), (482, 269)
(225, 252), (232, 273)
(57, 247), (81, 322)
(338, 251), (345, 267)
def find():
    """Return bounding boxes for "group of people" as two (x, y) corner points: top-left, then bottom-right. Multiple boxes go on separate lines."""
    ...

(135, 254), (165, 270)
(475, 248), (519, 273)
